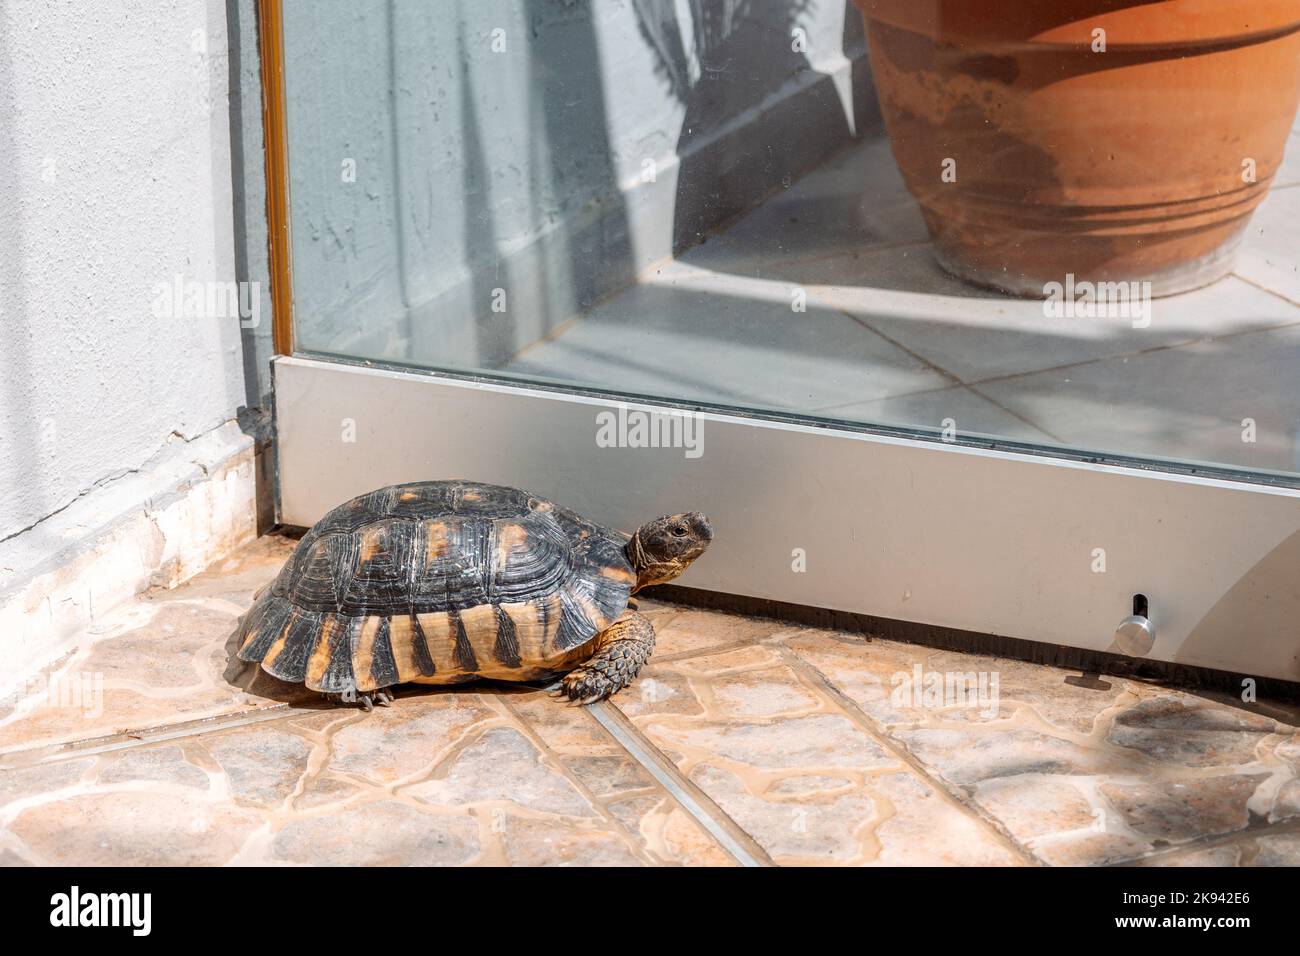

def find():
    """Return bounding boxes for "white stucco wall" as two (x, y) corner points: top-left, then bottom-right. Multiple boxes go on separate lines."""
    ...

(0, 0), (249, 542)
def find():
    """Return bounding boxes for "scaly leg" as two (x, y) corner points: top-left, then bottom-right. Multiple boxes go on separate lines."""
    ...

(559, 608), (655, 704)
(330, 685), (396, 711)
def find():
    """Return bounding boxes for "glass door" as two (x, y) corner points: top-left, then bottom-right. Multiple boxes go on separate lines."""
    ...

(264, 0), (1300, 681)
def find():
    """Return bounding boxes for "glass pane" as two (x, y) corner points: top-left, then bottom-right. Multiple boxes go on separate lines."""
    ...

(282, 0), (1300, 480)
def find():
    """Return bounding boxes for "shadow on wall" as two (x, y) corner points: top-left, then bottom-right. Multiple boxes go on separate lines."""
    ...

(289, 0), (637, 370)
(285, 0), (871, 370)
(633, 0), (865, 254)
(463, 0), (636, 368)
(1179, 527), (1300, 681)
(419, 0), (641, 369)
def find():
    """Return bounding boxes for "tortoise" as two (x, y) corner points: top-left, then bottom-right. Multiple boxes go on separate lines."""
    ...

(234, 480), (712, 709)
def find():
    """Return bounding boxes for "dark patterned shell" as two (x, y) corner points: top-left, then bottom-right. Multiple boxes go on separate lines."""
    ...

(235, 481), (636, 693)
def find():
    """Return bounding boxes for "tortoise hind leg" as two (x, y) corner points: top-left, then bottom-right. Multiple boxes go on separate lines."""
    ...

(559, 609), (655, 704)
(328, 686), (396, 711)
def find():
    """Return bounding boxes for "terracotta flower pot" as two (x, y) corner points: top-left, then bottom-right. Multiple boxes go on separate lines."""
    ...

(855, 0), (1300, 296)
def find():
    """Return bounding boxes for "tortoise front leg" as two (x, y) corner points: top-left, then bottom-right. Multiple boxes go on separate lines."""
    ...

(560, 608), (655, 704)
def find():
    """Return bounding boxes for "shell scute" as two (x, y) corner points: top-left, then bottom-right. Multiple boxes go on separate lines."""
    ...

(305, 614), (356, 693)
(388, 613), (436, 682)
(355, 615), (400, 692)
(262, 608), (324, 682)
(489, 511), (573, 604)
(341, 518), (419, 615)
(289, 532), (358, 612)
(239, 481), (638, 690)
(409, 517), (492, 612)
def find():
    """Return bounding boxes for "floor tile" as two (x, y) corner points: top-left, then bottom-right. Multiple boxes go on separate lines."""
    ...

(268, 799), (484, 866)
(1235, 184), (1300, 304)
(6, 533), (1300, 867)
(613, 641), (1023, 865)
(784, 629), (1132, 734)
(645, 606), (798, 660)
(1244, 830), (1300, 866)
(825, 270), (1300, 387)
(682, 134), (930, 272)
(781, 626), (1300, 865)
(0, 534), (305, 758)
(401, 724), (606, 818)
(1141, 832), (1300, 867)
(7, 789), (266, 867)
(0, 690), (677, 866)
(813, 383), (1057, 444)
(500, 688), (734, 865)
(1273, 107), (1300, 189)
(603, 791), (737, 867)
(506, 273), (950, 412)
(319, 692), (498, 787)
(975, 323), (1300, 474)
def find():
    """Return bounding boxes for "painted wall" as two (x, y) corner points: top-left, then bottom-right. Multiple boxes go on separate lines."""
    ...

(0, 0), (255, 543)
(282, 0), (873, 370)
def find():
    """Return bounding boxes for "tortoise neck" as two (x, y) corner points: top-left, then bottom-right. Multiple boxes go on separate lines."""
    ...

(627, 531), (679, 593)
(626, 533), (650, 591)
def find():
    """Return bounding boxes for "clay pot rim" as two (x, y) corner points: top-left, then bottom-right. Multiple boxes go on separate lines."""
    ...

(854, 0), (1300, 50)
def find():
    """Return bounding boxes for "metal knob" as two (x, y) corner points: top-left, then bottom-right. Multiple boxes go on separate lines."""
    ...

(1114, 594), (1155, 656)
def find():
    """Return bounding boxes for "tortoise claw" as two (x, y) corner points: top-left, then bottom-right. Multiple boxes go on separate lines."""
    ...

(327, 685), (396, 710)
(559, 667), (617, 705)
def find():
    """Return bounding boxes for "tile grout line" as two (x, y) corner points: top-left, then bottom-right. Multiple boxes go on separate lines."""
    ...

(835, 308), (1069, 444)
(739, 235), (932, 275)
(654, 637), (763, 665)
(490, 693), (662, 867)
(827, 276), (1300, 410)
(835, 310), (963, 388)
(961, 382), (1068, 444)
(586, 699), (775, 867)
(1231, 271), (1300, 311)
(776, 648), (1045, 867)
(992, 321), (1300, 388)
(0, 704), (318, 770)
(948, 313), (1300, 392)
(1118, 814), (1300, 867)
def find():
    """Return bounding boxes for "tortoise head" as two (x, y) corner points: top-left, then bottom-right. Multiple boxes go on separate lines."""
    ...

(627, 512), (713, 592)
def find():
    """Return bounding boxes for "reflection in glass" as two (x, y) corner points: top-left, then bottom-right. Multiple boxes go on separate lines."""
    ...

(282, 0), (1300, 480)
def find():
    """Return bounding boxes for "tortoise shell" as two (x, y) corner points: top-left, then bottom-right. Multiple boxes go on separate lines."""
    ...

(235, 481), (637, 693)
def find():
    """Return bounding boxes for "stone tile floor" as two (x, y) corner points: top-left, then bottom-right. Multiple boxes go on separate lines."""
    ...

(2, 533), (1298, 866)
(508, 112), (1300, 477)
